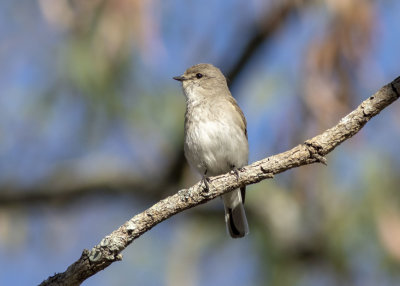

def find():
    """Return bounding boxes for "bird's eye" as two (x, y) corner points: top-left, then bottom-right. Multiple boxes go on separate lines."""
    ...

(196, 73), (203, 79)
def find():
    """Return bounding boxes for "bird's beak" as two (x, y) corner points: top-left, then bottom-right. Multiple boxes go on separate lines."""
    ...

(173, 75), (186, 81)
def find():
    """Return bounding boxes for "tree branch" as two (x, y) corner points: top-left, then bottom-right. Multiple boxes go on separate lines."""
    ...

(40, 77), (400, 286)
(0, 176), (158, 207)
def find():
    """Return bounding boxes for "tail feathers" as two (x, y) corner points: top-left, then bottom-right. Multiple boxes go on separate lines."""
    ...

(223, 189), (249, 238)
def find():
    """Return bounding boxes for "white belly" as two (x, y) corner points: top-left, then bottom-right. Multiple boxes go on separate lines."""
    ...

(184, 119), (248, 176)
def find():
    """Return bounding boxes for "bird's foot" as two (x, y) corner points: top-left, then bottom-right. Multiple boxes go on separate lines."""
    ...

(230, 166), (244, 182)
(201, 176), (211, 192)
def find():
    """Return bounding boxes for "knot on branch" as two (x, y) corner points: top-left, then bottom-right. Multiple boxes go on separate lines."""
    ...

(259, 165), (275, 179)
(304, 141), (327, 166)
(178, 188), (194, 202)
(88, 236), (124, 264)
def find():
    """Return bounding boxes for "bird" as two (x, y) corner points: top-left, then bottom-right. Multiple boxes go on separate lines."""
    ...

(173, 63), (249, 238)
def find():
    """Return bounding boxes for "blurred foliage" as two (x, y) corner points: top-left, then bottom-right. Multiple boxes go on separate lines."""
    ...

(1, 0), (400, 285)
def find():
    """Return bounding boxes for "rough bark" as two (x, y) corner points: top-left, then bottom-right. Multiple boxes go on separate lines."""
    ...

(39, 77), (400, 286)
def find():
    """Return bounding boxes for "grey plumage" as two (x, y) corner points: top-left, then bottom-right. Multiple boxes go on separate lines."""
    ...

(174, 63), (249, 238)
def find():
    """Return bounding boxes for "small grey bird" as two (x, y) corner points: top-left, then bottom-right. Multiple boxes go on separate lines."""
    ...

(174, 63), (249, 238)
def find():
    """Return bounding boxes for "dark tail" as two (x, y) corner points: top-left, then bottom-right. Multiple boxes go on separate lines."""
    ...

(222, 188), (249, 238)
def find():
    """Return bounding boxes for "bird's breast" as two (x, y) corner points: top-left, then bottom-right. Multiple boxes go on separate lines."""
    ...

(184, 105), (248, 176)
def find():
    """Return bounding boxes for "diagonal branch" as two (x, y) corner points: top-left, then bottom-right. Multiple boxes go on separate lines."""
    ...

(40, 76), (400, 286)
